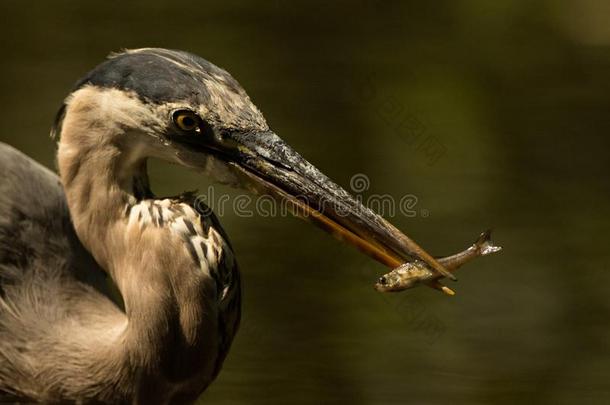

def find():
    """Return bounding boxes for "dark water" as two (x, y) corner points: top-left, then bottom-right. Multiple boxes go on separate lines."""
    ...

(1, 1), (609, 403)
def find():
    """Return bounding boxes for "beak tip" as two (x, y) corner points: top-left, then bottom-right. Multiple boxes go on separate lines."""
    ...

(441, 286), (456, 296)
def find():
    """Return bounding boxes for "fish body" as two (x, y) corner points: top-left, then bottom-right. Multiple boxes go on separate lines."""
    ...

(374, 230), (501, 292)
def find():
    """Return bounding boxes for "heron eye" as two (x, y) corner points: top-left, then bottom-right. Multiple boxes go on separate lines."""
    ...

(379, 276), (387, 285)
(173, 110), (200, 132)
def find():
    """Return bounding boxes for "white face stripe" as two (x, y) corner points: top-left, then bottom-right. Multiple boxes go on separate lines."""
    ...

(65, 86), (164, 135)
(62, 83), (266, 172)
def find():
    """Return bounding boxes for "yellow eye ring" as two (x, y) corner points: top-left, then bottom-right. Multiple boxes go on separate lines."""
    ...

(173, 110), (200, 132)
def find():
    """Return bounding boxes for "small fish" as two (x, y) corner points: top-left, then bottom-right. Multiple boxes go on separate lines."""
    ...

(374, 230), (502, 293)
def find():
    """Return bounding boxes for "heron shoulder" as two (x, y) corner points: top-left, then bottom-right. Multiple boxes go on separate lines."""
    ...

(125, 196), (237, 300)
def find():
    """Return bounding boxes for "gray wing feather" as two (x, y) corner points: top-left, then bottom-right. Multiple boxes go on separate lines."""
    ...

(0, 142), (109, 291)
(0, 143), (121, 400)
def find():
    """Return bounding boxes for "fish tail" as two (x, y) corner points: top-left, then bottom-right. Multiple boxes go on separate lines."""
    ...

(474, 229), (502, 256)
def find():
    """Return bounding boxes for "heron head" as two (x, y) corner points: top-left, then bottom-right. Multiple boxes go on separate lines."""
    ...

(53, 48), (451, 278)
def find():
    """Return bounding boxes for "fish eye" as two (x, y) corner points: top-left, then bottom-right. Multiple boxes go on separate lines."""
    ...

(173, 110), (200, 132)
(379, 276), (387, 285)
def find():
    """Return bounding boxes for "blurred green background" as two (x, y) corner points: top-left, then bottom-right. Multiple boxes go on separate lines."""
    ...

(1, 1), (609, 403)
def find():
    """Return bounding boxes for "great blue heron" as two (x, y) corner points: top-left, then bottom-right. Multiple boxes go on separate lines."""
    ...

(0, 48), (453, 403)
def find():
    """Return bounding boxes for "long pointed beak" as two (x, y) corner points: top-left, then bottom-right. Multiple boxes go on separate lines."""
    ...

(209, 130), (454, 280)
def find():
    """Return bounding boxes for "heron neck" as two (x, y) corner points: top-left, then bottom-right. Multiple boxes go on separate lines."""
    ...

(56, 100), (218, 382)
